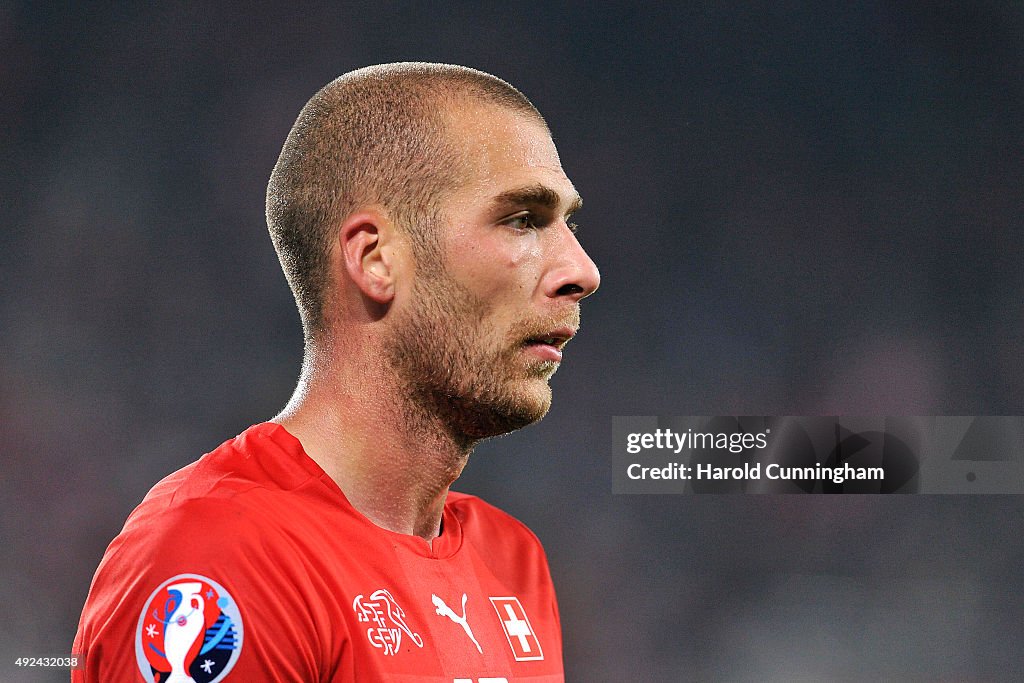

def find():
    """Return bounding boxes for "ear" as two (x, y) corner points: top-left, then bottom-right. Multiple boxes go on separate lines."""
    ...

(338, 209), (397, 304)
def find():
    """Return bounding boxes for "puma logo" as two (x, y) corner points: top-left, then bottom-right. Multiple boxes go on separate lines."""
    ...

(431, 593), (483, 654)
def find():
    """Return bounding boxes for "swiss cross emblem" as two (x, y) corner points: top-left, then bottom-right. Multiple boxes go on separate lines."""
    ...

(489, 596), (543, 661)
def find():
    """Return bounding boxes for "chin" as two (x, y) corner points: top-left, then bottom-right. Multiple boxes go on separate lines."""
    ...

(501, 381), (553, 429)
(459, 380), (553, 440)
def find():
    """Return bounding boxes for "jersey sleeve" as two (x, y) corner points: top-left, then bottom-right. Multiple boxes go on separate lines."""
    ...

(72, 495), (345, 682)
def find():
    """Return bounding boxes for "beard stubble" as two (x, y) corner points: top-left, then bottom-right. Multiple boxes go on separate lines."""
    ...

(387, 267), (563, 446)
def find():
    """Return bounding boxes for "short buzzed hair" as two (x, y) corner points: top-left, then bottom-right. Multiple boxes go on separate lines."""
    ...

(266, 62), (545, 340)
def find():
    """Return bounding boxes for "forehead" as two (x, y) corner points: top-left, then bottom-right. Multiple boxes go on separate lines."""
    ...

(442, 102), (578, 211)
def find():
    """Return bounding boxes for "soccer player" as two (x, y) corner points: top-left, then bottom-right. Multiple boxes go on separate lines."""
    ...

(73, 62), (599, 682)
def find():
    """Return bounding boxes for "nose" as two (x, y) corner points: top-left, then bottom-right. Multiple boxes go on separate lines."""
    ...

(544, 223), (601, 302)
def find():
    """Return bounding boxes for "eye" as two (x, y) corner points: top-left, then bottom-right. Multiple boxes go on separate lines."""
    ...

(503, 212), (539, 231)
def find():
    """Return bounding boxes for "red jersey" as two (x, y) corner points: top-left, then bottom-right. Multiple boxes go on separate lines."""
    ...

(73, 423), (564, 682)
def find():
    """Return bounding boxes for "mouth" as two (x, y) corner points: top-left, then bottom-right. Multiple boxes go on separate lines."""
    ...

(523, 326), (576, 362)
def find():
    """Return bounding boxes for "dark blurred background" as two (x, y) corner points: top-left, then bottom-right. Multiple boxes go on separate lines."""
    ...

(3, 2), (1023, 681)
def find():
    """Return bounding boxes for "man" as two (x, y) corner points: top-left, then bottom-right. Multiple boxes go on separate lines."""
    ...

(73, 62), (599, 682)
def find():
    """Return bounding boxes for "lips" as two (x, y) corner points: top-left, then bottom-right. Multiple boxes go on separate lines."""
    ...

(523, 326), (576, 362)
(527, 327), (574, 347)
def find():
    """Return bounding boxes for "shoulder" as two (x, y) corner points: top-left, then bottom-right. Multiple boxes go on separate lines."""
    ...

(75, 424), (339, 681)
(446, 491), (552, 564)
(97, 423), (345, 590)
(88, 424), (312, 601)
(447, 490), (539, 535)
(139, 421), (322, 505)
(88, 421), (339, 604)
(118, 422), (329, 543)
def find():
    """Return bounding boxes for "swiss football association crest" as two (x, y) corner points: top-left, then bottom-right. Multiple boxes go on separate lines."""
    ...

(352, 589), (424, 656)
(135, 573), (243, 683)
(490, 596), (543, 661)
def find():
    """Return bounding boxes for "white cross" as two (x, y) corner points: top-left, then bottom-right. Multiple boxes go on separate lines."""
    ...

(200, 659), (215, 674)
(502, 604), (532, 653)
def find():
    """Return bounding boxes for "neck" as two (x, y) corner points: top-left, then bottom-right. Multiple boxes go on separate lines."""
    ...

(272, 341), (475, 542)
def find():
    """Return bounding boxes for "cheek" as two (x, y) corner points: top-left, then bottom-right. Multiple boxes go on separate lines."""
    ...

(494, 260), (540, 310)
(459, 235), (543, 300)
(499, 240), (541, 293)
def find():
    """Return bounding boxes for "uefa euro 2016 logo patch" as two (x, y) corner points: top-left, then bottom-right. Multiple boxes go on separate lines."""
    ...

(135, 574), (243, 683)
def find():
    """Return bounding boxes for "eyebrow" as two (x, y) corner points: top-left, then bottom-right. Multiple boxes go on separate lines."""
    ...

(490, 184), (582, 217)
